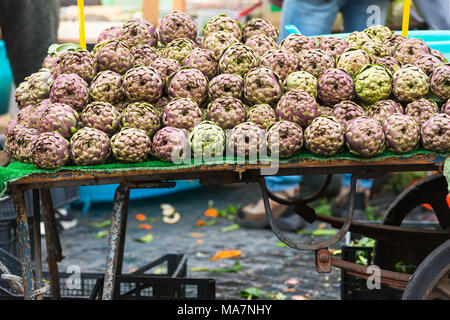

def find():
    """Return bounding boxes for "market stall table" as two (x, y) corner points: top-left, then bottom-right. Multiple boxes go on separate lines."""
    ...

(2, 150), (449, 300)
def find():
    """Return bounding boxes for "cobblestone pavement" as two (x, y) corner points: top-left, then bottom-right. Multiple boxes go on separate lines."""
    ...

(55, 182), (343, 300)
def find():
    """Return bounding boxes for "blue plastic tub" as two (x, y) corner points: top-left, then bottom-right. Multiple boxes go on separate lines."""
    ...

(76, 180), (202, 213)
(0, 41), (13, 115)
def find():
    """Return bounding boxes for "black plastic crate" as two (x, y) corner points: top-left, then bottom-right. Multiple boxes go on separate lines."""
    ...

(0, 252), (215, 300)
(0, 218), (35, 258)
(0, 188), (79, 222)
(340, 245), (416, 300)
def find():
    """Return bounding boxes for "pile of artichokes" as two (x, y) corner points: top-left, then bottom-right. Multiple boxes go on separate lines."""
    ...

(5, 13), (450, 169)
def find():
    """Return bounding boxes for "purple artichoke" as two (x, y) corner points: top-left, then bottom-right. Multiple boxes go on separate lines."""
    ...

(152, 127), (189, 162)
(299, 49), (335, 78)
(367, 99), (404, 124)
(280, 34), (316, 58)
(49, 73), (89, 112)
(259, 49), (298, 80)
(319, 37), (350, 59)
(276, 89), (318, 128)
(382, 34), (407, 55)
(242, 18), (278, 42)
(304, 116), (345, 156)
(201, 31), (240, 59)
(207, 97), (246, 129)
(97, 26), (121, 43)
(245, 34), (278, 57)
(27, 69), (54, 104)
(414, 54), (445, 77)
(81, 102), (120, 136)
(227, 122), (266, 158)
(393, 65), (429, 103)
(203, 14), (242, 40)
(167, 68), (209, 105)
(405, 98), (439, 126)
(345, 117), (385, 157)
(28, 99), (52, 129)
(89, 70), (124, 104)
(331, 101), (366, 128)
(70, 127), (111, 165)
(247, 104), (278, 129)
(163, 38), (198, 65)
(318, 68), (355, 106)
(30, 131), (70, 169)
(382, 114), (420, 153)
(374, 56), (401, 74)
(218, 44), (259, 77)
(421, 113), (450, 153)
(131, 44), (160, 67)
(443, 100), (450, 116)
(184, 48), (218, 79)
(39, 103), (79, 139)
(14, 81), (33, 110)
(266, 120), (303, 158)
(121, 102), (161, 136)
(394, 38), (430, 65)
(336, 49), (372, 78)
(110, 128), (151, 163)
(150, 58), (181, 84)
(159, 11), (197, 44)
(94, 39), (133, 75)
(243, 67), (283, 107)
(119, 18), (158, 47)
(430, 64), (450, 101)
(208, 73), (243, 101)
(5, 126), (39, 163)
(55, 50), (98, 83)
(162, 98), (203, 130)
(123, 66), (164, 103)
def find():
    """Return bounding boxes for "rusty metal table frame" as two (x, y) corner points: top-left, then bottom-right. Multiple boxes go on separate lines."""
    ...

(9, 154), (449, 300)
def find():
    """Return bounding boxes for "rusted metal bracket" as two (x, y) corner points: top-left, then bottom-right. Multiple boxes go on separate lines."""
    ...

(314, 214), (450, 249)
(258, 175), (357, 251)
(315, 248), (331, 273)
(331, 257), (411, 290)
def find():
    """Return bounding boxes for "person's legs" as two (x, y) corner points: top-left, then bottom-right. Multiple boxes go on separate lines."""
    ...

(0, 0), (59, 86)
(413, 0), (450, 30)
(341, 0), (391, 32)
(333, 174), (373, 219)
(279, 0), (340, 40)
(236, 175), (304, 231)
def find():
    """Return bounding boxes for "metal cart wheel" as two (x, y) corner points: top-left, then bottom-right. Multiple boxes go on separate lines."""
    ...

(374, 173), (450, 272)
(402, 239), (450, 300)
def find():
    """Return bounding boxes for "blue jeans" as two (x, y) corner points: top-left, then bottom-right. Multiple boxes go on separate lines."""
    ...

(279, 0), (391, 39)
(267, 0), (384, 192)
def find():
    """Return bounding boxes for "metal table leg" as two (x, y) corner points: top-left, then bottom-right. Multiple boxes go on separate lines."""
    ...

(41, 188), (64, 300)
(32, 190), (44, 300)
(102, 184), (130, 300)
(12, 186), (35, 300)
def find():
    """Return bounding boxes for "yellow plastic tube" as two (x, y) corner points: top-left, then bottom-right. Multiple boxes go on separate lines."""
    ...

(78, 0), (86, 49)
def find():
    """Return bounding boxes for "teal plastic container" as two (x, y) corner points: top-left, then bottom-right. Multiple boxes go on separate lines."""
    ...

(0, 41), (13, 115)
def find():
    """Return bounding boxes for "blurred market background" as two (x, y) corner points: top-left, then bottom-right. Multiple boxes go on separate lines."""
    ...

(0, 0), (446, 300)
